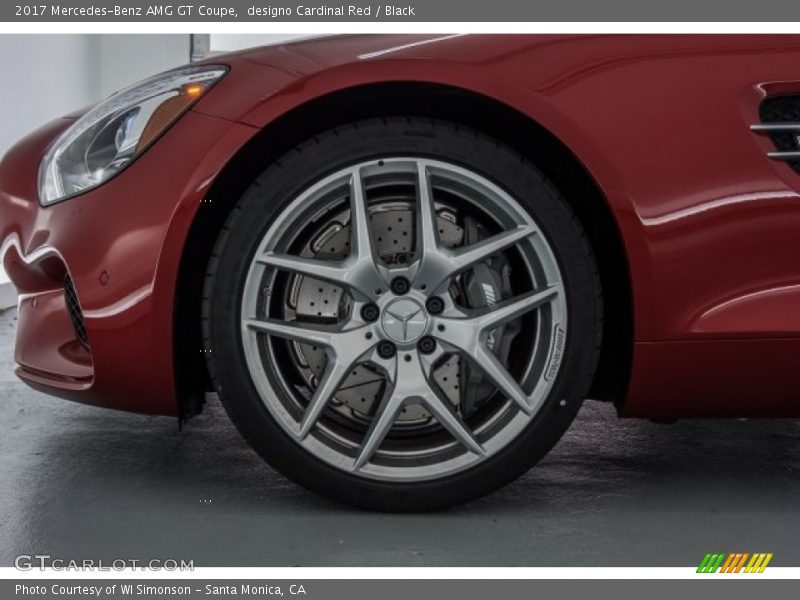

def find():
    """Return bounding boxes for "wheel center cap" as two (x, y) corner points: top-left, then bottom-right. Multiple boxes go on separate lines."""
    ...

(381, 298), (428, 343)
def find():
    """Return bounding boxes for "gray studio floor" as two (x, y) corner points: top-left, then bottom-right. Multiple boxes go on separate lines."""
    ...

(1, 306), (799, 567)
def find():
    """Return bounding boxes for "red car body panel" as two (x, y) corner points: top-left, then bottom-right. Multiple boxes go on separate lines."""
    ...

(3, 34), (800, 417)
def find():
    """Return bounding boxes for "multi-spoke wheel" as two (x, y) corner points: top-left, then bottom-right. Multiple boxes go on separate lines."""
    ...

(204, 118), (602, 510)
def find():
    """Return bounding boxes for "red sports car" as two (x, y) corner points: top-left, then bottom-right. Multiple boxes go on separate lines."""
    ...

(2, 34), (800, 510)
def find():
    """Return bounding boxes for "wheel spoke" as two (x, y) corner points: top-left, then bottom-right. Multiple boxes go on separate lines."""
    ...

(354, 352), (485, 471)
(298, 360), (353, 439)
(244, 317), (338, 347)
(247, 317), (377, 437)
(349, 168), (377, 265)
(257, 253), (385, 303)
(256, 252), (348, 287)
(255, 168), (388, 300)
(473, 346), (533, 415)
(448, 225), (536, 275)
(413, 161), (537, 291)
(353, 391), (405, 471)
(475, 285), (560, 331)
(432, 285), (559, 415)
(345, 168), (393, 296)
(434, 285), (560, 350)
(299, 331), (377, 437)
(419, 388), (486, 457)
(416, 161), (440, 257)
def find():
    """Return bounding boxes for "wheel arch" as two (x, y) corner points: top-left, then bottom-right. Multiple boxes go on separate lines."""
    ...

(174, 81), (633, 418)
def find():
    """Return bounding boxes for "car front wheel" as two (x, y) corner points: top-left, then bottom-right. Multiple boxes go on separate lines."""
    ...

(203, 118), (602, 510)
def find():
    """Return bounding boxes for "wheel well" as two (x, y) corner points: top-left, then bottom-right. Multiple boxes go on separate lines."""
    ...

(174, 82), (633, 419)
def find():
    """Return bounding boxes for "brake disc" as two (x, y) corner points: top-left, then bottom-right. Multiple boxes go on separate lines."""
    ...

(286, 200), (513, 427)
(287, 202), (464, 425)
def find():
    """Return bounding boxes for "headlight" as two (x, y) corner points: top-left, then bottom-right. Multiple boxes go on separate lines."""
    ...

(38, 65), (227, 205)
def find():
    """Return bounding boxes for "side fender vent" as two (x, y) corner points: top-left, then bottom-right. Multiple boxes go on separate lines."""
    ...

(752, 96), (800, 173)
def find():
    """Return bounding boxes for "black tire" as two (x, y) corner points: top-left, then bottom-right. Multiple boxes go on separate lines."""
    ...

(202, 118), (602, 511)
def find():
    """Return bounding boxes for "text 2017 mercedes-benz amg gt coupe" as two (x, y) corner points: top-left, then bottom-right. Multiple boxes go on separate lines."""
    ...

(3, 34), (800, 510)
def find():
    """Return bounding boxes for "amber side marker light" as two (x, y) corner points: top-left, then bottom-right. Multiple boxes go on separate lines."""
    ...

(183, 83), (205, 97)
(136, 82), (212, 151)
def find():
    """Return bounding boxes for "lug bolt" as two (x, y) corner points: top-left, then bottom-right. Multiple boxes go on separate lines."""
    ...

(418, 336), (436, 354)
(426, 296), (445, 315)
(361, 303), (380, 322)
(390, 276), (411, 295)
(377, 341), (397, 359)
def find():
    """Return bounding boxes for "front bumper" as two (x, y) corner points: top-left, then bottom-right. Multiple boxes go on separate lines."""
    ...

(0, 111), (256, 415)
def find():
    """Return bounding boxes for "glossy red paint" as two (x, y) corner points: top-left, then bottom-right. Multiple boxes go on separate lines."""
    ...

(3, 34), (800, 417)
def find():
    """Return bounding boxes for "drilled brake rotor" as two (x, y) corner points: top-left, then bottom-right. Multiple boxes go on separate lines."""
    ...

(287, 201), (465, 425)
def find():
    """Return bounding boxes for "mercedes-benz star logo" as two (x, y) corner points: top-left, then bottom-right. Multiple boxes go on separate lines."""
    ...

(381, 298), (428, 343)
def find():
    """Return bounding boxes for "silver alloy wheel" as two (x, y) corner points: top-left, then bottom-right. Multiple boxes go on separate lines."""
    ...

(241, 158), (567, 481)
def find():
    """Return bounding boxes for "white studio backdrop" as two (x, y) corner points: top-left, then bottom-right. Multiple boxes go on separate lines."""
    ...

(0, 35), (192, 158)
